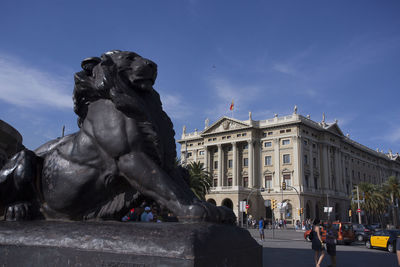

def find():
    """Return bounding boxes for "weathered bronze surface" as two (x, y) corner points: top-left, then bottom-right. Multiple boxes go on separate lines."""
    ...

(0, 51), (235, 224)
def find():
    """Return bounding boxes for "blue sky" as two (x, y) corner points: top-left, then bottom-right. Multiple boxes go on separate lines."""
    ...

(0, 0), (399, 155)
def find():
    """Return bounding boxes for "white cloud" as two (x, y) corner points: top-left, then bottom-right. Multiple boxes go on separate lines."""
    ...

(160, 92), (193, 120)
(272, 63), (298, 76)
(387, 127), (400, 143)
(206, 77), (263, 120)
(0, 54), (73, 109)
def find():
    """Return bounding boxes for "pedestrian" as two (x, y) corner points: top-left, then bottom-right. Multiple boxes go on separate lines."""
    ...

(140, 206), (153, 222)
(326, 220), (337, 267)
(258, 217), (265, 241)
(311, 219), (325, 267)
(283, 219), (287, 229)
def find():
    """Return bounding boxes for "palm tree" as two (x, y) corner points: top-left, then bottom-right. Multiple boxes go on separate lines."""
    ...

(186, 161), (213, 200)
(384, 176), (400, 226)
(351, 182), (386, 224)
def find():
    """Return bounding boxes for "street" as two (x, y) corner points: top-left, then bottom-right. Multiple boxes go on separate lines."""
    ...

(246, 228), (398, 267)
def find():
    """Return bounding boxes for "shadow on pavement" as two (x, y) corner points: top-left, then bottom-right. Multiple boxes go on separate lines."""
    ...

(263, 247), (397, 267)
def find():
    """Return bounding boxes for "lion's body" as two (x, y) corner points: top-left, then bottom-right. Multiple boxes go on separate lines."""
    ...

(0, 50), (235, 224)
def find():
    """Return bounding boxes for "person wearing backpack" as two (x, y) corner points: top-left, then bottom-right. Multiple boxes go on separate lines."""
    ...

(311, 219), (325, 267)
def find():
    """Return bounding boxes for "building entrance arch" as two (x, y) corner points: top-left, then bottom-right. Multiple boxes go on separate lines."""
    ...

(206, 198), (216, 206)
(221, 198), (233, 210)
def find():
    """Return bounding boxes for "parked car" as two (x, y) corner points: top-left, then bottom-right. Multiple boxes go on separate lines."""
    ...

(366, 229), (400, 253)
(304, 221), (355, 245)
(352, 223), (372, 242)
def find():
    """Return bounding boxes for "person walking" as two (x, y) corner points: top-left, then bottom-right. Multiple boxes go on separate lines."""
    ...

(311, 219), (325, 267)
(326, 220), (337, 267)
(258, 217), (265, 241)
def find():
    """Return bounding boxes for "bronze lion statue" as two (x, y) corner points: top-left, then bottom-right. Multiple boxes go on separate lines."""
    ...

(0, 50), (235, 224)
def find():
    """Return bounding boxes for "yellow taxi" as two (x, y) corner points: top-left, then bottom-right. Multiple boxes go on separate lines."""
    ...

(365, 229), (400, 253)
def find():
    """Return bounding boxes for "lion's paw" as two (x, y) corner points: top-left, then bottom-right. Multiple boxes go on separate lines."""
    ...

(179, 201), (236, 225)
(5, 202), (32, 221)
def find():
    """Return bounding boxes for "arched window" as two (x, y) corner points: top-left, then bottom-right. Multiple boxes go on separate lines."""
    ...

(207, 199), (217, 206)
(285, 202), (293, 219)
(222, 198), (233, 210)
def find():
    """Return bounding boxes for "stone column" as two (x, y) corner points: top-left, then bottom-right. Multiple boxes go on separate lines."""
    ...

(274, 138), (280, 188)
(232, 142), (238, 186)
(204, 146), (209, 172)
(218, 144), (223, 187)
(248, 140), (254, 188)
(293, 136), (300, 187)
(194, 149), (198, 162)
(334, 148), (340, 191)
(309, 144), (314, 189)
(321, 144), (329, 191)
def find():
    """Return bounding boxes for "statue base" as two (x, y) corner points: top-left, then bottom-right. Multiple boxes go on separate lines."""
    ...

(0, 220), (262, 266)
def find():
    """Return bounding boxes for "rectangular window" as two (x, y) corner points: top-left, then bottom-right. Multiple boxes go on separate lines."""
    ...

(212, 138), (217, 141)
(243, 158), (248, 167)
(242, 133), (247, 136)
(313, 157), (316, 166)
(265, 175), (272, 188)
(228, 159), (233, 168)
(304, 140), (308, 145)
(228, 178), (232, 186)
(268, 131), (273, 135)
(283, 174), (291, 187)
(263, 132), (267, 137)
(264, 142), (272, 148)
(214, 161), (218, 169)
(227, 136), (231, 139)
(280, 130), (285, 133)
(314, 177), (318, 189)
(187, 152), (192, 157)
(304, 155), (308, 164)
(265, 156), (272, 166)
(213, 179), (218, 187)
(237, 134), (241, 137)
(282, 139), (290, 145)
(243, 177), (248, 187)
(283, 154), (291, 164)
(286, 129), (291, 133)
(199, 151), (205, 155)
(243, 144), (248, 149)
(305, 175), (309, 188)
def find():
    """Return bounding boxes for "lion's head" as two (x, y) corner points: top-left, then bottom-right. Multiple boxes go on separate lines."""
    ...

(72, 50), (177, 174)
(73, 50), (158, 124)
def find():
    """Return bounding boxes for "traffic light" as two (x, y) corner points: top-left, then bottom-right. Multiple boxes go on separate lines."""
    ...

(246, 204), (249, 210)
(271, 199), (277, 210)
(298, 210), (301, 216)
(282, 181), (286, 190)
(348, 209), (352, 217)
(300, 208), (303, 215)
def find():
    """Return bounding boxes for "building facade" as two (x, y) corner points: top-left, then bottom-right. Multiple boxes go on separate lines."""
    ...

(177, 111), (400, 226)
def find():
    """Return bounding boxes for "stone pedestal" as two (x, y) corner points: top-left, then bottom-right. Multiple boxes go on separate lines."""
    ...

(0, 221), (262, 266)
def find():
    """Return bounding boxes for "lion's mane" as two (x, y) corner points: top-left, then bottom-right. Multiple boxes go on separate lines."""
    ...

(73, 50), (177, 175)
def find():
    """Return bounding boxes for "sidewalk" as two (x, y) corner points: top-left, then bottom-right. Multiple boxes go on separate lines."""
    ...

(245, 228), (306, 242)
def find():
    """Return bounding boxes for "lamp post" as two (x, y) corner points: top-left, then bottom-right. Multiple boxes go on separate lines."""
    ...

(285, 185), (302, 223)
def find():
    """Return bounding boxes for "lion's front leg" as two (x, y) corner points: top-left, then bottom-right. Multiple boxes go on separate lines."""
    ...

(117, 151), (236, 224)
(0, 150), (42, 220)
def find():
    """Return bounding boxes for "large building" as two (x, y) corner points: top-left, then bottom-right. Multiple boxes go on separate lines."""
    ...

(177, 109), (400, 226)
